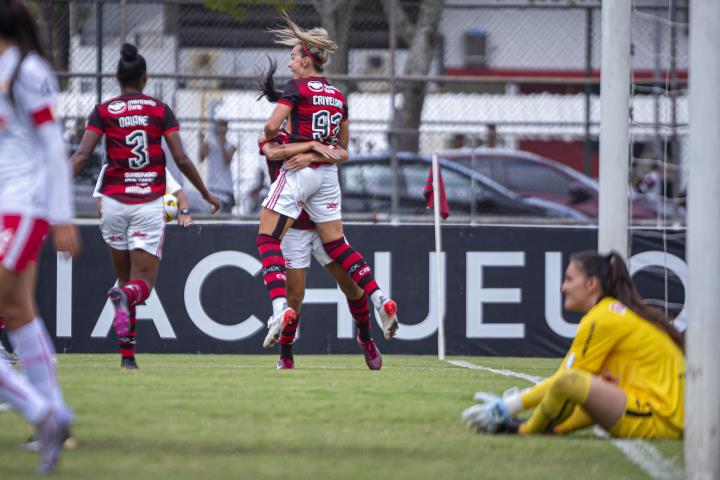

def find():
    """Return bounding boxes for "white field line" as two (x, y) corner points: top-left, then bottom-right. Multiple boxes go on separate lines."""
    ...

(448, 360), (683, 480)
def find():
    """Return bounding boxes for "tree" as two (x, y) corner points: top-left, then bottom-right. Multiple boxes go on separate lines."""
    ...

(312, 0), (360, 81)
(382, 0), (444, 152)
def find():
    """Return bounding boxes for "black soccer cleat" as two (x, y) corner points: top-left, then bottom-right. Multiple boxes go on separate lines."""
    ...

(121, 357), (139, 369)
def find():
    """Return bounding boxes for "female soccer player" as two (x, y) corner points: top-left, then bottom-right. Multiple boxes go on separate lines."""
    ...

(0, 0), (80, 472)
(256, 15), (398, 349)
(71, 43), (220, 368)
(462, 251), (684, 439)
(256, 60), (382, 370)
(90, 167), (193, 367)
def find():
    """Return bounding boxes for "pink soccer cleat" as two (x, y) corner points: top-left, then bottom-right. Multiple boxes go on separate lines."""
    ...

(357, 336), (382, 370)
(276, 356), (294, 370)
(108, 287), (131, 338)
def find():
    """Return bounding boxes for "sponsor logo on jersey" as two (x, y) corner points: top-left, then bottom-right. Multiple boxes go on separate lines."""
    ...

(358, 266), (370, 277)
(326, 201), (338, 209)
(108, 101), (127, 115)
(307, 80), (324, 92)
(609, 301), (627, 314)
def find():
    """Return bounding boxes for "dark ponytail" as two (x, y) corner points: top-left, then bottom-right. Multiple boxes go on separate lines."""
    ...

(571, 250), (684, 352)
(0, 0), (45, 106)
(255, 56), (282, 103)
(116, 43), (146, 88)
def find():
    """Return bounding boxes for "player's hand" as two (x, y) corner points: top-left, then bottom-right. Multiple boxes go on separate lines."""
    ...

(285, 153), (313, 171)
(51, 224), (81, 258)
(204, 193), (221, 214)
(178, 213), (193, 227)
(311, 142), (340, 160)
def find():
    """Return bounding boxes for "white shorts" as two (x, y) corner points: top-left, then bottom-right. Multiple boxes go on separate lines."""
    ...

(100, 196), (166, 258)
(281, 228), (333, 270)
(262, 164), (341, 223)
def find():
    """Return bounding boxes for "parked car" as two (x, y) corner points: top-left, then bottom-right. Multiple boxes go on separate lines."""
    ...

(341, 152), (588, 222)
(436, 148), (677, 222)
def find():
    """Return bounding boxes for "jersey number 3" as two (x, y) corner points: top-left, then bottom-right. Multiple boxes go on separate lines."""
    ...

(311, 110), (343, 143)
(126, 130), (150, 169)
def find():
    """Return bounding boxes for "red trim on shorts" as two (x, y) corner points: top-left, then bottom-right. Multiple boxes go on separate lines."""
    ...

(31, 106), (54, 126)
(0, 215), (49, 273)
(267, 169), (287, 211)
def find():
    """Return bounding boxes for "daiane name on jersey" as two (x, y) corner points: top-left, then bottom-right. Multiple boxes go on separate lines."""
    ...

(312, 96), (343, 108)
(119, 115), (150, 128)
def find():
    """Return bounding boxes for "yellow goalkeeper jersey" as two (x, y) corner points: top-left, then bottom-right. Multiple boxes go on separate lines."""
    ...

(561, 297), (685, 431)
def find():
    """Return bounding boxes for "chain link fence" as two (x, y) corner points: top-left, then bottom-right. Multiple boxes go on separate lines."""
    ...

(32, 0), (688, 224)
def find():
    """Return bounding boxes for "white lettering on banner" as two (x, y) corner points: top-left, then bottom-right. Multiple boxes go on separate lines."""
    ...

(545, 252), (578, 338)
(628, 251), (688, 331)
(184, 251), (264, 340)
(56, 253), (73, 337)
(91, 285), (176, 339)
(466, 252), (525, 338)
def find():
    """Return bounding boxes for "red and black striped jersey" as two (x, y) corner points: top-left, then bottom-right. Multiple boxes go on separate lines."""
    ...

(259, 131), (314, 230)
(278, 77), (348, 146)
(87, 93), (178, 204)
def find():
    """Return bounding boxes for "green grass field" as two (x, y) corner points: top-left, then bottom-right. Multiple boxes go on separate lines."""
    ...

(0, 355), (683, 480)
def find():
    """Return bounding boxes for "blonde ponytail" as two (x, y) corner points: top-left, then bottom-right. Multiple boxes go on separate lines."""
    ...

(269, 13), (337, 66)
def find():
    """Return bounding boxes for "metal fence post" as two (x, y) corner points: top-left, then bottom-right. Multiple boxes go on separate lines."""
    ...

(389, 0), (400, 222)
(95, 0), (103, 105)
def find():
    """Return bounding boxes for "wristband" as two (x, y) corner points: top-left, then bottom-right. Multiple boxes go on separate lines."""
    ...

(179, 208), (190, 215)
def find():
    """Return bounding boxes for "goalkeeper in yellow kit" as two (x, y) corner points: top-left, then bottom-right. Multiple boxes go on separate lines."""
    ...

(462, 250), (684, 439)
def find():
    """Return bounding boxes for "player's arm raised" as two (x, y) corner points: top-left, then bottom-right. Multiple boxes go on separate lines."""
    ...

(164, 130), (221, 214)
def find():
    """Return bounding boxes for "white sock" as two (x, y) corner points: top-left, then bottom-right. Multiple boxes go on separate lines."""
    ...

(272, 298), (288, 317)
(370, 291), (386, 310)
(0, 359), (49, 423)
(9, 318), (66, 412)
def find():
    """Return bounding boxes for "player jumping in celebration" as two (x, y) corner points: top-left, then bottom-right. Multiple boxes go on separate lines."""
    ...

(462, 251), (684, 439)
(71, 43), (220, 369)
(256, 60), (382, 370)
(257, 15), (399, 350)
(0, 0), (81, 472)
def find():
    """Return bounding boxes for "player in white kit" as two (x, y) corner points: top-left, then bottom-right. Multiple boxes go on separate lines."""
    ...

(0, 0), (80, 473)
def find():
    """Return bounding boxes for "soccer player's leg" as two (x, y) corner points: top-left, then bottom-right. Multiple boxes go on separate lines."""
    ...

(317, 222), (398, 340)
(0, 265), (72, 473)
(519, 370), (625, 435)
(307, 172), (399, 340)
(323, 259), (382, 370)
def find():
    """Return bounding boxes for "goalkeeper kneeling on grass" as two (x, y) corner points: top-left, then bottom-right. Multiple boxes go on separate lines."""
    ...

(462, 250), (684, 439)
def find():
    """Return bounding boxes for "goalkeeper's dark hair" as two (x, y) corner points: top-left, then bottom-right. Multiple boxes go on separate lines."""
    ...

(571, 250), (684, 352)
(0, 0), (45, 106)
(256, 56), (282, 103)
